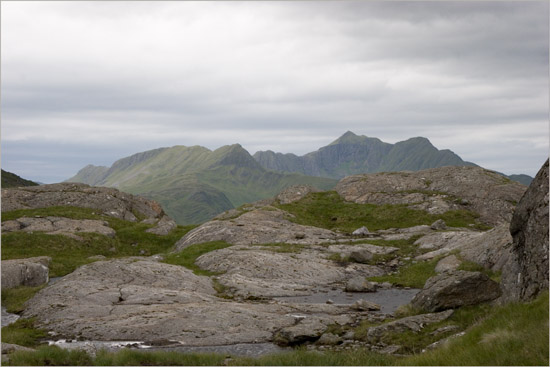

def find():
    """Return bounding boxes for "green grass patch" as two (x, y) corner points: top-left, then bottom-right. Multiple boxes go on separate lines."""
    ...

(457, 259), (502, 283)
(368, 257), (440, 289)
(7, 345), (92, 366)
(399, 292), (549, 365)
(1, 318), (48, 348)
(1, 285), (45, 314)
(1, 206), (195, 277)
(276, 191), (485, 233)
(231, 347), (397, 366)
(94, 348), (226, 366)
(162, 241), (232, 276)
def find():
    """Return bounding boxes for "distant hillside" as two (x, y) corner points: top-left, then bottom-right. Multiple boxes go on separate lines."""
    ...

(254, 131), (478, 178)
(67, 144), (337, 225)
(1, 169), (39, 188)
(507, 174), (533, 186)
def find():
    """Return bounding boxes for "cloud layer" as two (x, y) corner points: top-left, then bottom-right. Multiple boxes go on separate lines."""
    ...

(1, 1), (548, 182)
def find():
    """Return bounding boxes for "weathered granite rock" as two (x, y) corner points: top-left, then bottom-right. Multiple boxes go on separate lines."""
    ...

(349, 249), (374, 263)
(352, 226), (371, 236)
(2, 217), (116, 238)
(411, 270), (501, 312)
(1, 183), (166, 222)
(174, 208), (340, 250)
(316, 333), (342, 345)
(276, 185), (320, 204)
(196, 245), (384, 298)
(502, 159), (549, 302)
(415, 226), (512, 273)
(434, 255), (461, 273)
(336, 166), (526, 226)
(351, 299), (381, 311)
(1, 257), (51, 289)
(145, 215), (177, 235)
(23, 258), (367, 346)
(345, 277), (377, 292)
(430, 219), (447, 230)
(273, 317), (328, 346)
(366, 309), (453, 343)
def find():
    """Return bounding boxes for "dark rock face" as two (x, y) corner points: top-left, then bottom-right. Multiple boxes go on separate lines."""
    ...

(1, 183), (165, 221)
(502, 159), (549, 302)
(411, 270), (501, 312)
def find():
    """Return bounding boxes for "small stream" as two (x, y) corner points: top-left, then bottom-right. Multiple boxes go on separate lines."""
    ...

(275, 287), (420, 314)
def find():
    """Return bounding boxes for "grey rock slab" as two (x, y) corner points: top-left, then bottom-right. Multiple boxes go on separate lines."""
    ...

(434, 255), (461, 273)
(2, 216), (116, 238)
(349, 249), (374, 264)
(327, 244), (398, 257)
(345, 277), (377, 292)
(352, 226), (371, 236)
(411, 270), (501, 312)
(174, 208), (339, 250)
(1, 256), (51, 289)
(316, 333), (342, 346)
(196, 246), (384, 298)
(430, 219), (447, 230)
(351, 299), (381, 311)
(23, 258), (366, 346)
(276, 185), (320, 204)
(366, 309), (454, 343)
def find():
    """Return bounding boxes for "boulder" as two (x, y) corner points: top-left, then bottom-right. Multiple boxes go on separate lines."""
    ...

(272, 317), (327, 346)
(276, 185), (320, 204)
(366, 309), (453, 343)
(434, 255), (461, 273)
(501, 159), (549, 302)
(1, 257), (51, 289)
(145, 215), (177, 235)
(345, 277), (377, 292)
(349, 249), (374, 264)
(352, 226), (370, 236)
(316, 332), (342, 346)
(411, 270), (501, 312)
(351, 299), (381, 311)
(430, 219), (447, 230)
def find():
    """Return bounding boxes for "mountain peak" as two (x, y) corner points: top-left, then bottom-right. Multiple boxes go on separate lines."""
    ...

(330, 131), (363, 145)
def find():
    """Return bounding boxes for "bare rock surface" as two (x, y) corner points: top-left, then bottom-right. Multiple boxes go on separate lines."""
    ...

(23, 258), (370, 346)
(174, 208), (340, 250)
(145, 215), (177, 235)
(1, 183), (165, 222)
(2, 216), (115, 238)
(195, 245), (385, 298)
(276, 185), (320, 204)
(1, 256), (51, 289)
(411, 270), (501, 312)
(502, 159), (549, 302)
(336, 166), (526, 226)
(434, 255), (461, 273)
(366, 309), (454, 343)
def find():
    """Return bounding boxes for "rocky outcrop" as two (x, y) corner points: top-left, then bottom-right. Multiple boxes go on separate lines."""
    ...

(1, 217), (116, 238)
(195, 244), (385, 298)
(23, 258), (368, 346)
(411, 270), (501, 312)
(366, 309), (454, 343)
(276, 185), (320, 204)
(336, 166), (526, 226)
(174, 208), (339, 250)
(1, 183), (165, 222)
(145, 215), (177, 235)
(501, 159), (549, 302)
(1, 257), (51, 289)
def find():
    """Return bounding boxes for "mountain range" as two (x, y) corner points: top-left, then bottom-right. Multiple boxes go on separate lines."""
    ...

(67, 144), (336, 224)
(66, 132), (533, 224)
(1, 169), (39, 188)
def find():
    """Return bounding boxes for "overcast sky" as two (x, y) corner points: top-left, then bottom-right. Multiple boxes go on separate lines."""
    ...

(1, 1), (548, 183)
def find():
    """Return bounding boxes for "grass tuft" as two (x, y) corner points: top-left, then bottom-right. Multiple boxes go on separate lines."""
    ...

(1, 285), (46, 314)
(368, 257), (440, 289)
(162, 241), (232, 276)
(1, 317), (48, 348)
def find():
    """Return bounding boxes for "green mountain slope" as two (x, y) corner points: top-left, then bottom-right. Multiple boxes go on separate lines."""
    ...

(1, 170), (39, 188)
(254, 131), (477, 178)
(67, 145), (336, 225)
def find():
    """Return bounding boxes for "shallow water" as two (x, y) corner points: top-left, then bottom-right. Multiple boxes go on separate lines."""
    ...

(1, 306), (20, 327)
(275, 287), (420, 314)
